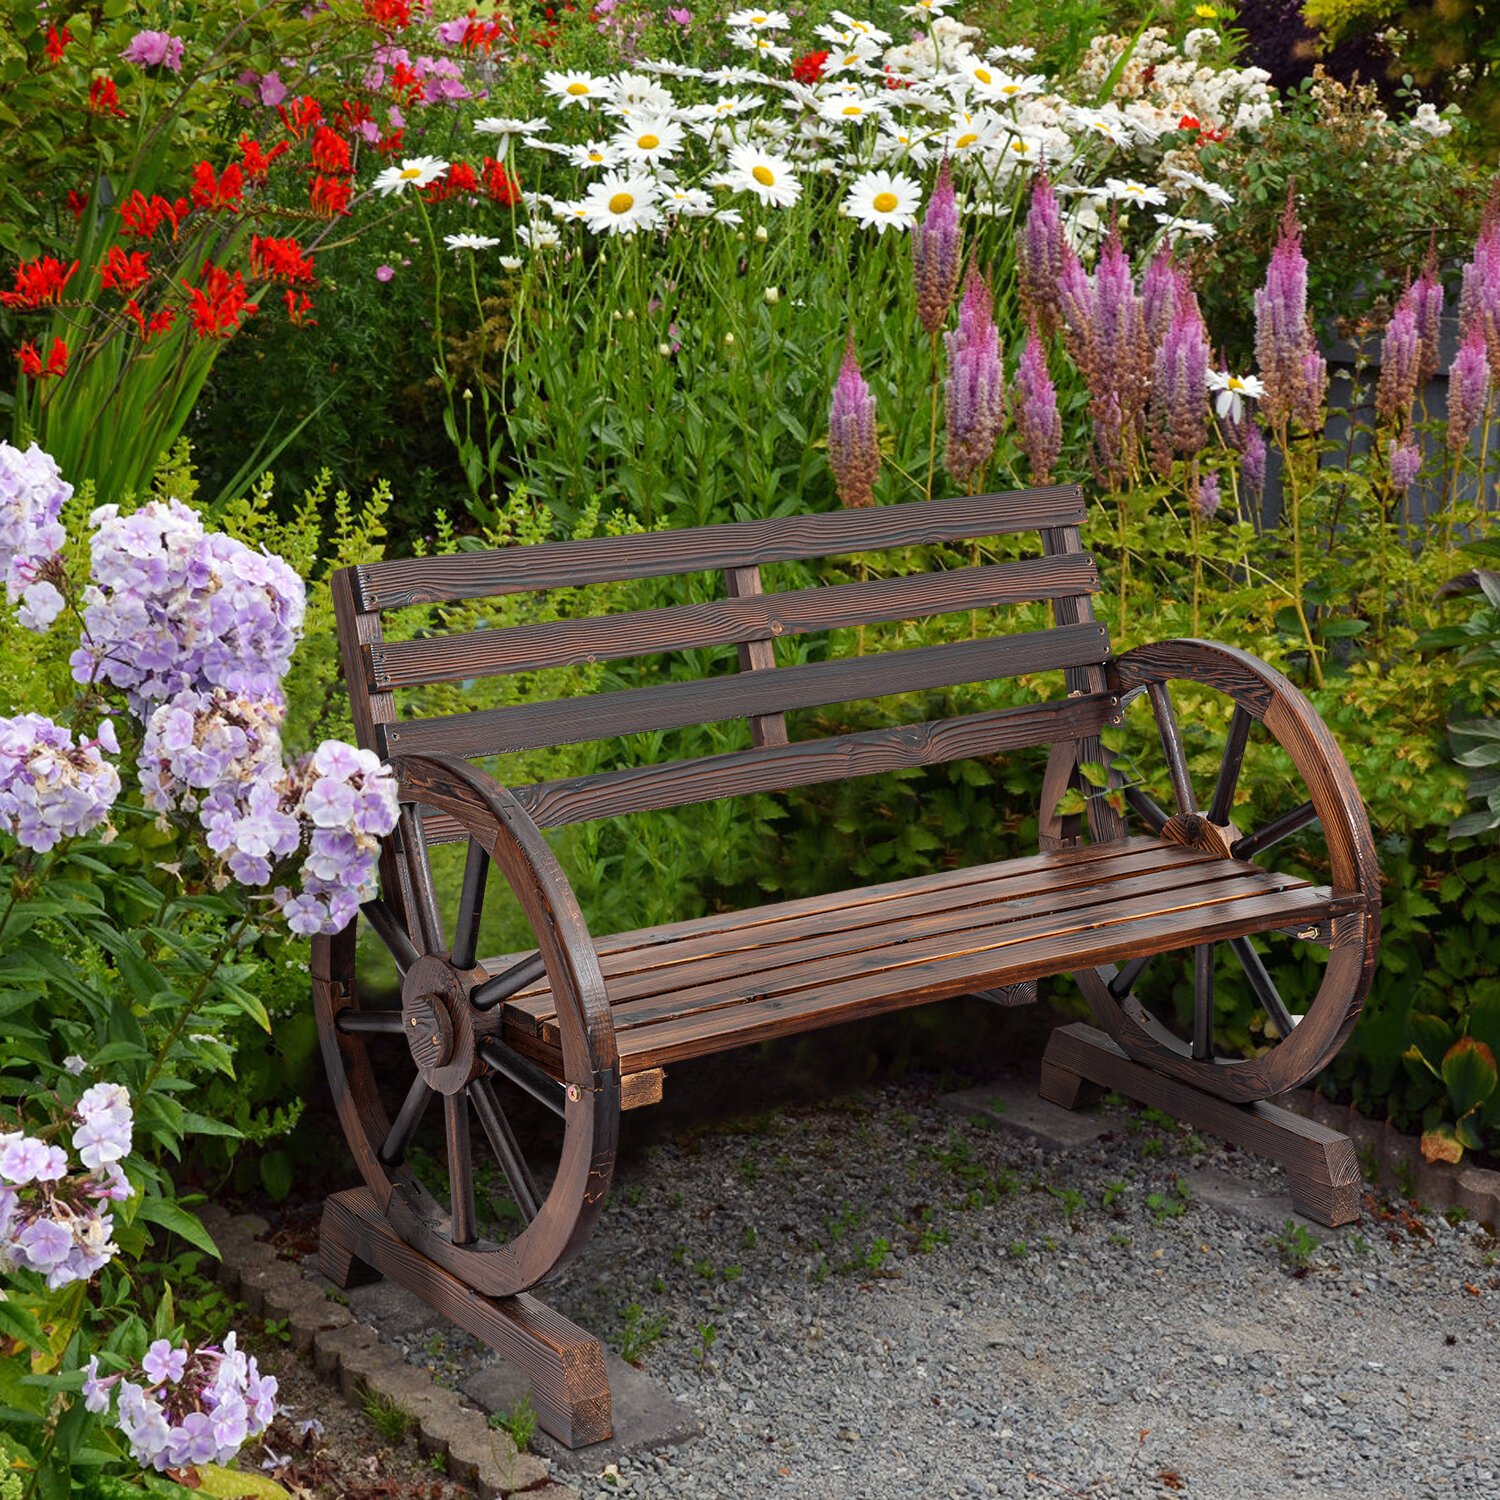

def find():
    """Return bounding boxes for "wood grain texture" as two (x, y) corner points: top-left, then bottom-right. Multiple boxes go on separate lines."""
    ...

(1039, 1023), (1363, 1226)
(407, 694), (1112, 835)
(362, 554), (1102, 689)
(620, 1068), (665, 1109)
(381, 622), (1111, 759)
(724, 564), (789, 749)
(320, 1187), (612, 1447)
(351, 487), (1087, 610)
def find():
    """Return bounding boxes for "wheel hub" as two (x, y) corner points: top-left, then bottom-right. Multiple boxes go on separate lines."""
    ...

(400, 953), (478, 1094)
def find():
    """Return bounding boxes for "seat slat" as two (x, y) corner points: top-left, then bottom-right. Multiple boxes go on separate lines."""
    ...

(501, 842), (1227, 1035)
(365, 555), (1101, 690)
(382, 621), (1110, 760)
(409, 692), (1117, 835)
(354, 486), (1086, 611)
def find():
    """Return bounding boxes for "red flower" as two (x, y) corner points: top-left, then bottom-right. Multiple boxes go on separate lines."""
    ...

(310, 125), (353, 176)
(239, 135), (290, 182)
(421, 161), (479, 203)
(182, 264), (255, 339)
(17, 338), (67, 379)
(0, 256), (78, 309)
(251, 235), (316, 284)
(309, 174), (352, 217)
(284, 289), (317, 326)
(99, 246), (151, 295)
(389, 62), (425, 104)
(376, 128), (405, 157)
(364, 0), (412, 25)
(191, 161), (245, 213)
(277, 96), (324, 141)
(88, 76), (127, 116)
(67, 189), (90, 220)
(792, 50), (828, 83)
(481, 157), (520, 206)
(45, 24), (72, 63)
(120, 191), (189, 239)
(337, 98), (374, 136)
(122, 298), (178, 341)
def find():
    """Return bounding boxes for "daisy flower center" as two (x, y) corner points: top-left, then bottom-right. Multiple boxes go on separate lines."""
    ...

(954, 132), (978, 148)
(567, 82), (590, 95)
(841, 104), (863, 115)
(974, 68), (992, 83)
(399, 167), (422, 180)
(609, 191), (635, 214)
(1228, 377), (1246, 390)
(752, 165), (775, 186)
(872, 192), (898, 213)
(638, 133), (660, 149)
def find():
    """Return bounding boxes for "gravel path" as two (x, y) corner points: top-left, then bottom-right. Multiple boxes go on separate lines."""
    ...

(393, 1070), (1499, 1500)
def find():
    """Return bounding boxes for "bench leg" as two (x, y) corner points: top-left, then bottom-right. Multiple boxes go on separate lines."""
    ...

(319, 1187), (613, 1448)
(1039, 1022), (1363, 1228)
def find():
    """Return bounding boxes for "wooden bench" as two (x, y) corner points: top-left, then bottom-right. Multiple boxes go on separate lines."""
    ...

(312, 486), (1379, 1447)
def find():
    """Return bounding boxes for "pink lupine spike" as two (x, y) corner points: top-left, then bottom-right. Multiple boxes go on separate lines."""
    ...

(1447, 326), (1491, 455)
(944, 266), (1004, 491)
(827, 337), (881, 508)
(1011, 324), (1061, 486)
(1375, 304), (1420, 427)
(912, 158), (961, 336)
(1017, 172), (1066, 336)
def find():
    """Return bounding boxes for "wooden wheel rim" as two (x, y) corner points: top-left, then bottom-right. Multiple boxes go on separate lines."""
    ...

(312, 753), (619, 1298)
(1074, 640), (1380, 1104)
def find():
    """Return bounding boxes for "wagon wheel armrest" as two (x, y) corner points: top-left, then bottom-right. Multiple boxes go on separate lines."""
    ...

(391, 751), (619, 1086)
(1106, 638), (1380, 908)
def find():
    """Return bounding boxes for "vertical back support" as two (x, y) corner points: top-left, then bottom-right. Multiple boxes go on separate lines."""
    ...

(723, 565), (789, 748)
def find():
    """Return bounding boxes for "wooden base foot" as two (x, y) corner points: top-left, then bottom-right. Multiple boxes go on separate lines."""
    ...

(1040, 1023), (1362, 1228)
(318, 1232), (383, 1290)
(319, 1188), (612, 1448)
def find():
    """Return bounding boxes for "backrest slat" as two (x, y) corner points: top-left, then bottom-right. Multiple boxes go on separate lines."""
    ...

(723, 564), (788, 748)
(410, 692), (1119, 835)
(364, 553), (1100, 692)
(380, 622), (1110, 760)
(353, 486), (1086, 611)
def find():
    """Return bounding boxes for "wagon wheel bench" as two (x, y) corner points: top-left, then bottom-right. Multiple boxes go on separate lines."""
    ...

(311, 485), (1379, 1447)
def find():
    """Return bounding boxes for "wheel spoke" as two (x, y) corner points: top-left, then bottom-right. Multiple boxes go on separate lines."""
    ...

(1122, 783), (1170, 835)
(445, 1094), (477, 1245)
(361, 899), (420, 977)
(379, 1075), (433, 1167)
(1147, 681), (1197, 816)
(1192, 944), (1214, 1061)
(335, 1009), (405, 1035)
(471, 951), (547, 1012)
(1107, 953), (1153, 1000)
(399, 804), (445, 956)
(1230, 801), (1318, 862)
(469, 1077), (541, 1224)
(1208, 705), (1253, 828)
(478, 1040), (569, 1119)
(450, 838), (491, 971)
(1228, 935), (1300, 1041)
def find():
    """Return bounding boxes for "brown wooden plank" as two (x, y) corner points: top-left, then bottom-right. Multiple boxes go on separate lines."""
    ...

(504, 843), (1237, 1037)
(352, 486), (1086, 611)
(382, 621), (1110, 759)
(363, 555), (1101, 690)
(588, 886), (1356, 1073)
(724, 564), (789, 748)
(538, 866), (1326, 1045)
(620, 1068), (665, 1109)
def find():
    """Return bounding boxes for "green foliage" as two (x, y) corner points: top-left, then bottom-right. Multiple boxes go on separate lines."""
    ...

(359, 1386), (417, 1445)
(489, 1391), (539, 1452)
(615, 1302), (669, 1365)
(1273, 1218), (1320, 1271)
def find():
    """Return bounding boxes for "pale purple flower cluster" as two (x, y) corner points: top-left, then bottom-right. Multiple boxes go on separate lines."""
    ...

(0, 440), (70, 633)
(0, 1088), (133, 1289)
(1405, 254), (1445, 386)
(1447, 327), (1491, 455)
(1388, 438), (1423, 491)
(944, 266), (1005, 491)
(912, 159), (960, 337)
(139, 690), (285, 814)
(1253, 198), (1326, 431)
(827, 339), (882, 509)
(120, 30), (184, 70)
(1017, 173), (1065, 337)
(73, 500), (306, 713)
(1459, 190), (1500, 370)
(1010, 327), (1061, 487)
(83, 1331), (277, 1472)
(1150, 286), (1210, 468)
(0, 714), (120, 852)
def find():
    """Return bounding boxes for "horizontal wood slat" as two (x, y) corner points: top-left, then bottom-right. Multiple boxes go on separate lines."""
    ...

(352, 487), (1086, 611)
(382, 621), (1110, 760)
(364, 555), (1102, 690)
(410, 692), (1118, 836)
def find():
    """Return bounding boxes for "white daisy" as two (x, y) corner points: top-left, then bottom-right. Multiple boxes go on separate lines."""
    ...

(986, 43), (1036, 61)
(473, 116), (549, 141)
(830, 10), (892, 41)
(565, 141), (621, 169)
(371, 156), (449, 195)
(444, 231), (501, 250)
(960, 64), (1044, 103)
(1104, 177), (1169, 207)
(581, 171), (661, 234)
(706, 65), (765, 86)
(613, 117), (685, 164)
(824, 46), (881, 76)
(542, 70), (613, 110)
(1154, 213), (1219, 244)
(499, 256), (523, 270)
(521, 135), (570, 156)
(1165, 167), (1235, 206)
(730, 29), (793, 62)
(1206, 370), (1266, 421)
(874, 117), (935, 165)
(725, 144), (802, 207)
(517, 222), (563, 249)
(1069, 105), (1130, 145)
(899, 0), (951, 16)
(607, 72), (677, 115)
(842, 169), (922, 232)
(940, 109), (1000, 156)
(999, 133), (1045, 165)
(550, 198), (591, 222)
(662, 186), (714, 216)
(818, 93), (887, 125)
(726, 6), (791, 27)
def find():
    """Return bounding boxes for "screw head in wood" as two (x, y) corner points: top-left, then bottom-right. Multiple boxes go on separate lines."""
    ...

(566, 1083), (581, 1103)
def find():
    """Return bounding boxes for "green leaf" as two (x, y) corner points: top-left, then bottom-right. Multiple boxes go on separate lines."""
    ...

(259, 1150), (293, 1202)
(1442, 1036), (1498, 1116)
(1406, 1013), (1454, 1075)
(180, 1111), (243, 1140)
(1319, 618), (1369, 638)
(1054, 788), (1087, 818)
(0, 1299), (46, 1351)
(1076, 760), (1109, 787)
(135, 1196), (219, 1258)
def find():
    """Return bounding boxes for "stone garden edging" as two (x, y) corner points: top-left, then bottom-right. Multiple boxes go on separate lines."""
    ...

(196, 1206), (579, 1500)
(1276, 1090), (1500, 1226)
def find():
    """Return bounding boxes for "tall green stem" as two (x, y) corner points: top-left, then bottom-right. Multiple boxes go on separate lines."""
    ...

(925, 329), (940, 501)
(1279, 423), (1323, 689)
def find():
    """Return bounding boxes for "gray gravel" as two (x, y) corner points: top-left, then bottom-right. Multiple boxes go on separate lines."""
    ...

(398, 1075), (1500, 1500)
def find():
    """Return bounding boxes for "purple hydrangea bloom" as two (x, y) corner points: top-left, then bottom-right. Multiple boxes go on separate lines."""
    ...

(912, 158), (960, 336)
(944, 266), (1005, 491)
(1010, 326), (1062, 487)
(121, 30), (184, 70)
(0, 714), (121, 852)
(0, 441), (70, 631)
(138, 689), (285, 813)
(827, 338), (881, 509)
(0, 1134), (61, 1185)
(18, 1216), (73, 1268)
